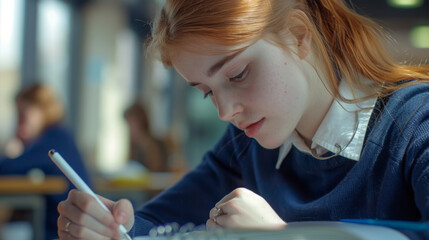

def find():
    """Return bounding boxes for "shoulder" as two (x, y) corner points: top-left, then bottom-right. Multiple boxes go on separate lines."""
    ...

(368, 82), (429, 157)
(366, 83), (429, 147)
(379, 83), (429, 127)
(386, 82), (429, 113)
(42, 125), (75, 141)
(39, 125), (80, 155)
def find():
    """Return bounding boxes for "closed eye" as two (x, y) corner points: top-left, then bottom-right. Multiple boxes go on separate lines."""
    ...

(229, 66), (248, 82)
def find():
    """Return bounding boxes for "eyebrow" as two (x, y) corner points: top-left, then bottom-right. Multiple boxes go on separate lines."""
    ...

(207, 50), (244, 77)
(188, 50), (245, 87)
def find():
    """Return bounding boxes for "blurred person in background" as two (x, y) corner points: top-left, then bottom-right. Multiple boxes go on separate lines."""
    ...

(124, 100), (170, 172)
(0, 83), (91, 240)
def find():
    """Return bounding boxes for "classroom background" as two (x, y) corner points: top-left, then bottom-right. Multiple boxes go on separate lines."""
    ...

(0, 0), (428, 240)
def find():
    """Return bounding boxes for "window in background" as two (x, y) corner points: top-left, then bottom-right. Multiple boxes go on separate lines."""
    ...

(79, 2), (138, 173)
(0, 0), (24, 153)
(36, 0), (71, 107)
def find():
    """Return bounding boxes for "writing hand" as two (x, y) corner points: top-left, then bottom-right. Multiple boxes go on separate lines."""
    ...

(206, 187), (286, 230)
(57, 189), (135, 239)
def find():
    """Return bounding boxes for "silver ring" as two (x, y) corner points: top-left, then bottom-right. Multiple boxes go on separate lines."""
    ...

(214, 206), (222, 217)
(65, 221), (71, 233)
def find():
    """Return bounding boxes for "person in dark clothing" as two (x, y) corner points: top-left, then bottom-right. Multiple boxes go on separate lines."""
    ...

(0, 83), (91, 240)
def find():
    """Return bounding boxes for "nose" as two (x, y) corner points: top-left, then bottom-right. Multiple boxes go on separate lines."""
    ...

(215, 94), (244, 122)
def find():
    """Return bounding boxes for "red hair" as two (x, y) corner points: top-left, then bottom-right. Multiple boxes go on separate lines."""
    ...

(146, 0), (429, 101)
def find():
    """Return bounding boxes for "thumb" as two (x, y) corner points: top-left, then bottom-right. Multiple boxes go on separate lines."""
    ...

(112, 198), (135, 230)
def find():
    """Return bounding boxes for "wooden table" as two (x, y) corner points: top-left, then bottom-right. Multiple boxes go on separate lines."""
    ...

(0, 176), (68, 194)
(95, 171), (185, 207)
(0, 176), (68, 240)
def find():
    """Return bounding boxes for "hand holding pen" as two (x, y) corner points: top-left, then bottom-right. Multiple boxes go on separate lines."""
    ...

(50, 150), (135, 240)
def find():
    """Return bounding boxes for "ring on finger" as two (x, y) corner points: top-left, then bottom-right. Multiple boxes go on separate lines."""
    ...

(65, 221), (71, 233)
(214, 206), (222, 217)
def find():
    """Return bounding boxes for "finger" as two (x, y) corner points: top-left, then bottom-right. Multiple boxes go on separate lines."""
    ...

(215, 198), (242, 216)
(112, 198), (135, 232)
(215, 191), (237, 207)
(215, 188), (250, 208)
(57, 230), (74, 240)
(210, 214), (237, 228)
(209, 206), (224, 219)
(58, 200), (119, 237)
(58, 215), (110, 240)
(112, 198), (133, 225)
(68, 190), (118, 228)
(206, 218), (220, 231)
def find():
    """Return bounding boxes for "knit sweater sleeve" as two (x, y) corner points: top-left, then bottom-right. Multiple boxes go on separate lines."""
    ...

(404, 125), (429, 240)
(397, 86), (429, 240)
(407, 107), (429, 221)
(130, 124), (247, 237)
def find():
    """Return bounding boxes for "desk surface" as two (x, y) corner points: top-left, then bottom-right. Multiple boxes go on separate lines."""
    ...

(95, 171), (185, 194)
(0, 176), (68, 194)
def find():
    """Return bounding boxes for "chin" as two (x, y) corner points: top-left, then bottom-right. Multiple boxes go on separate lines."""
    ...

(254, 136), (284, 149)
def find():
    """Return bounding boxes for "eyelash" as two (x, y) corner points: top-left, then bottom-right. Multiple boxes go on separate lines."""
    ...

(203, 66), (248, 99)
(203, 91), (212, 99)
(229, 66), (248, 82)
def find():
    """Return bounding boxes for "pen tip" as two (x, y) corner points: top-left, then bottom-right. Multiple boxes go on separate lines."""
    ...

(48, 149), (56, 157)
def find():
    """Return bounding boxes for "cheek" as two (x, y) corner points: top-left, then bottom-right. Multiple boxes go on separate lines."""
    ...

(251, 64), (299, 107)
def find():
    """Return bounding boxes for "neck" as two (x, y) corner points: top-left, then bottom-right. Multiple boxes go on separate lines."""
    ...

(295, 55), (334, 144)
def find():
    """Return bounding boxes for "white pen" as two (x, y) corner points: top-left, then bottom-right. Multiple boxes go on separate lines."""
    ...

(48, 149), (132, 240)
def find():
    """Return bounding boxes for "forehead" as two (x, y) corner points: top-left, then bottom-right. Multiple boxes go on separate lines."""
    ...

(171, 48), (231, 82)
(171, 40), (260, 82)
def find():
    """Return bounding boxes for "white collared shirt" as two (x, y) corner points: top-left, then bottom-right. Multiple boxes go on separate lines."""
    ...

(275, 80), (377, 169)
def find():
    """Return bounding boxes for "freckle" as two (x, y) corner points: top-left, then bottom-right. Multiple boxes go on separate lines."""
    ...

(284, 90), (287, 94)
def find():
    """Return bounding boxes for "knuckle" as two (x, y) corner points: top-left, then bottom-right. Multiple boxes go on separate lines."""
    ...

(80, 197), (93, 211)
(69, 189), (78, 197)
(57, 201), (67, 213)
(234, 187), (246, 196)
(228, 198), (241, 208)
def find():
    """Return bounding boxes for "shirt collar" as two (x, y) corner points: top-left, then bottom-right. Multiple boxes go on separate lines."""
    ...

(275, 80), (377, 169)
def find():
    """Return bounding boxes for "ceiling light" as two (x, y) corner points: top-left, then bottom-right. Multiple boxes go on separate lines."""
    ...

(410, 25), (429, 48)
(387, 0), (424, 8)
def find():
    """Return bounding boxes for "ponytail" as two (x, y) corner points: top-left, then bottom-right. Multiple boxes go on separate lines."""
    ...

(303, 0), (429, 100)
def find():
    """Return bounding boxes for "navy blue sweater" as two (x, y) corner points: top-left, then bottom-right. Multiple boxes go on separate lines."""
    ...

(0, 125), (91, 240)
(132, 84), (429, 239)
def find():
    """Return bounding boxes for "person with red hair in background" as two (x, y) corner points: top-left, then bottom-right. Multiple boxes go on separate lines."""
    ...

(0, 83), (91, 240)
(124, 101), (169, 172)
(57, 1), (429, 239)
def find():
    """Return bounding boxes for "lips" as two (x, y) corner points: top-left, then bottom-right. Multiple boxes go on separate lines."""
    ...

(239, 118), (265, 138)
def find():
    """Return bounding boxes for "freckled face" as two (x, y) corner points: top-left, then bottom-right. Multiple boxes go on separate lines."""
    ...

(172, 39), (313, 149)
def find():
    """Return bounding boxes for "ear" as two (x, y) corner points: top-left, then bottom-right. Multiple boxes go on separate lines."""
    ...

(288, 10), (312, 59)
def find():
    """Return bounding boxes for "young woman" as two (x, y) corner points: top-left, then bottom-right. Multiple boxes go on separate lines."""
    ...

(56, 0), (429, 239)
